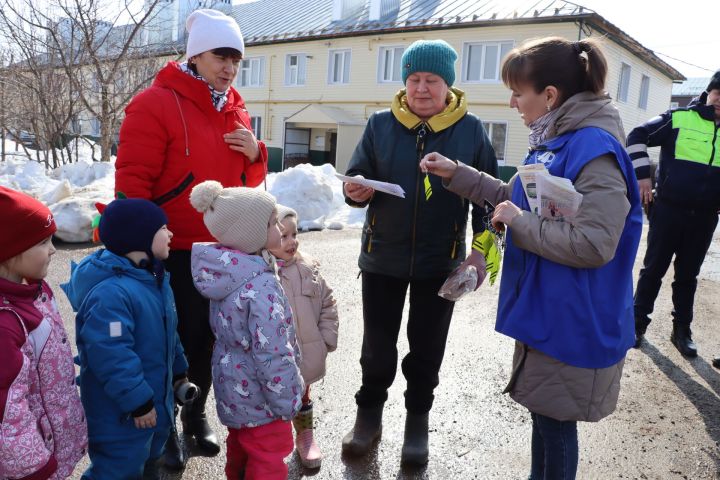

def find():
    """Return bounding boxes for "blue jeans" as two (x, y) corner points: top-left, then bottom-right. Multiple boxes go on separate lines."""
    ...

(529, 413), (578, 480)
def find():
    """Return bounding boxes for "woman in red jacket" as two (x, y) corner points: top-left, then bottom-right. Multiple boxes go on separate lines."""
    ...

(115, 9), (268, 471)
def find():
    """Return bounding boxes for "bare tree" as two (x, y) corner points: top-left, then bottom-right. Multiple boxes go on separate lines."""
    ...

(0, 0), (176, 162)
(0, 13), (81, 168)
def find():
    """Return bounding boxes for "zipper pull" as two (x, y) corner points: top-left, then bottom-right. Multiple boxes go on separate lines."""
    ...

(416, 123), (432, 201)
(416, 123), (427, 149)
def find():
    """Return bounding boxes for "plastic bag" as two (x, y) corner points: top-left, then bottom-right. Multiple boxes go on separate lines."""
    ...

(438, 265), (478, 301)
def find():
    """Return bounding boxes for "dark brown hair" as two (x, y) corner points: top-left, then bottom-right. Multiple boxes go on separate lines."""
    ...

(501, 37), (607, 104)
(188, 47), (243, 74)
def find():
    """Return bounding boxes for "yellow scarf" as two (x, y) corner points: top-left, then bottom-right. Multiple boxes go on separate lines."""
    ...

(391, 87), (468, 132)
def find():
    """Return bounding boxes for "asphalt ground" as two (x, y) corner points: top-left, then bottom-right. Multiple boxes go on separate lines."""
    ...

(49, 226), (720, 479)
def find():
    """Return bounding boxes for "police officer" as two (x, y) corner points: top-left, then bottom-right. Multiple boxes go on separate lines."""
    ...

(630, 70), (720, 357)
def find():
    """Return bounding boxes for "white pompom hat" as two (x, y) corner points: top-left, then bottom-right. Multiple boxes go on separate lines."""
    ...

(190, 181), (276, 254)
(185, 9), (245, 59)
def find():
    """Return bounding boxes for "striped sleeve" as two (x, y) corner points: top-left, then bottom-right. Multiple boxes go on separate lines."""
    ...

(626, 112), (673, 180)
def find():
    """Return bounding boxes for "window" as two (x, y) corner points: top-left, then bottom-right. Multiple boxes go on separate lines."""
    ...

(617, 62), (631, 103)
(91, 117), (101, 136)
(250, 117), (262, 140)
(239, 57), (264, 87)
(328, 49), (351, 84)
(285, 54), (307, 86)
(638, 74), (650, 110)
(377, 46), (404, 83)
(482, 121), (508, 165)
(462, 41), (513, 82)
(669, 101), (680, 109)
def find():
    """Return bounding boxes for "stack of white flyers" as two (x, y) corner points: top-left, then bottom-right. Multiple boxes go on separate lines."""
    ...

(516, 164), (583, 223)
(516, 163), (547, 214)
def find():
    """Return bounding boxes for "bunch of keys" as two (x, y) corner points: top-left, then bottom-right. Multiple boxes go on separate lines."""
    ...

(482, 200), (506, 251)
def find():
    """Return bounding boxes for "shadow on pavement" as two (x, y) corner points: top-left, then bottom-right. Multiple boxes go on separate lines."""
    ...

(159, 434), (220, 479)
(340, 445), (381, 478)
(641, 342), (720, 472)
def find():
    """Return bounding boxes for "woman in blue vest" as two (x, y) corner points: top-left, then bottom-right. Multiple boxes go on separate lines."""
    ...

(421, 37), (642, 479)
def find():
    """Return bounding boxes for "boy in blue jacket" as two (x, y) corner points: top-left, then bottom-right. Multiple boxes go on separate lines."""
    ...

(62, 198), (197, 480)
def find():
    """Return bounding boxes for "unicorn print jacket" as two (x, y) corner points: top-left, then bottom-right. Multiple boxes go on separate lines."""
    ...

(191, 243), (304, 429)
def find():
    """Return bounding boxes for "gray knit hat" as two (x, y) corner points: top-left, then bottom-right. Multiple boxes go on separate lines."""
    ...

(190, 181), (276, 253)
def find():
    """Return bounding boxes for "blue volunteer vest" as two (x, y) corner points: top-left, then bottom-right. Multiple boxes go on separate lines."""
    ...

(497, 127), (642, 369)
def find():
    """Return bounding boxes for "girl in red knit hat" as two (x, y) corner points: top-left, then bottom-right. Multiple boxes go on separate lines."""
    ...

(0, 186), (88, 479)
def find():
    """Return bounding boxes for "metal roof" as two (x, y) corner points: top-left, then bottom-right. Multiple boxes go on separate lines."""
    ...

(672, 77), (709, 97)
(232, 0), (591, 44)
(231, 0), (685, 81)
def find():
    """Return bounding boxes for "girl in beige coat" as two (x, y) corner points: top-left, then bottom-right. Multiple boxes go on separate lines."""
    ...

(269, 206), (339, 469)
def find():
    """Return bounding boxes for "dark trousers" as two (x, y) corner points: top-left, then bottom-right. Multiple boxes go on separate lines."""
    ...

(530, 413), (578, 480)
(355, 271), (455, 414)
(165, 250), (214, 413)
(634, 200), (718, 326)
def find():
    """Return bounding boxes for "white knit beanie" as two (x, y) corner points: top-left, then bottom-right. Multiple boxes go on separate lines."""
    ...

(185, 9), (245, 59)
(276, 204), (298, 223)
(190, 181), (276, 254)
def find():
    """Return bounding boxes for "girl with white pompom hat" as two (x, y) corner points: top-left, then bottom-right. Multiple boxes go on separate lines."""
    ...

(189, 180), (304, 480)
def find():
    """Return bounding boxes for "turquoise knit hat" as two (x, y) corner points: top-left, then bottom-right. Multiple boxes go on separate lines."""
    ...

(401, 40), (458, 86)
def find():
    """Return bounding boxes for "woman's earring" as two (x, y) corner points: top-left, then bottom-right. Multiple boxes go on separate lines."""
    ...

(546, 105), (551, 112)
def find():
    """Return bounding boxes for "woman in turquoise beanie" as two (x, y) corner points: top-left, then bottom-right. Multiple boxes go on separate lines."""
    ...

(341, 39), (498, 465)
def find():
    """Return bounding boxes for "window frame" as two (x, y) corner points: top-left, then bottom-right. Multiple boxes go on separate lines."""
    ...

(376, 45), (405, 84)
(250, 116), (262, 140)
(328, 48), (352, 85)
(638, 74), (650, 110)
(238, 56), (265, 88)
(482, 120), (508, 166)
(285, 53), (308, 86)
(617, 62), (632, 103)
(461, 40), (514, 84)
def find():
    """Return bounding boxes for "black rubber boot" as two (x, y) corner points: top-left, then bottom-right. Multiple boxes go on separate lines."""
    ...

(341, 406), (383, 456)
(181, 401), (221, 456)
(634, 315), (651, 348)
(163, 423), (186, 472)
(401, 412), (429, 466)
(671, 322), (698, 358)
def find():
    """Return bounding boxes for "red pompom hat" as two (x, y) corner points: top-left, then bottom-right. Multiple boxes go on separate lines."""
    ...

(0, 186), (57, 263)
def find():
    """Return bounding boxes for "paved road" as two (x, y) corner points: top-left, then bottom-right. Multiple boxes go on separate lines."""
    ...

(50, 227), (720, 479)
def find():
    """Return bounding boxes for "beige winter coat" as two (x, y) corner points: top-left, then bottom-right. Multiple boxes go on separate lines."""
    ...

(278, 253), (338, 385)
(445, 92), (631, 422)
